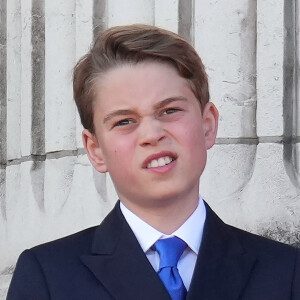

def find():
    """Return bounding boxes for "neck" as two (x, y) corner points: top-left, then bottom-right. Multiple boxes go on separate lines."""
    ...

(120, 191), (200, 234)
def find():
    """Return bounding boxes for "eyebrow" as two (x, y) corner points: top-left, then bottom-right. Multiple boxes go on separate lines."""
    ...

(103, 109), (135, 124)
(103, 96), (187, 124)
(153, 96), (187, 110)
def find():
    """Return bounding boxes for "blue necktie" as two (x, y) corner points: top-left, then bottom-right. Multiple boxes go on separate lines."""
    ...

(153, 237), (187, 300)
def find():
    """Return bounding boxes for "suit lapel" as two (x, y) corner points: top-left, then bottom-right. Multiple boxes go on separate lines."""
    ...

(187, 203), (257, 300)
(81, 202), (170, 300)
(81, 200), (257, 299)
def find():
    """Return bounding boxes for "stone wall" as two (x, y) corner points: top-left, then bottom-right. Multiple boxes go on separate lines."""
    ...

(0, 0), (299, 298)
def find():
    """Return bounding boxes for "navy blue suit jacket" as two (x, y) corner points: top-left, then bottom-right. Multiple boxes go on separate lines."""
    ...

(7, 202), (300, 299)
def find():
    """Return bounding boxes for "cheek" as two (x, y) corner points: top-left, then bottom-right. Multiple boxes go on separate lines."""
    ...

(174, 118), (208, 171)
(175, 118), (206, 149)
(105, 136), (136, 168)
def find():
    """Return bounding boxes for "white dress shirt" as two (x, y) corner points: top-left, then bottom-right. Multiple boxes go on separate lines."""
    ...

(120, 197), (206, 290)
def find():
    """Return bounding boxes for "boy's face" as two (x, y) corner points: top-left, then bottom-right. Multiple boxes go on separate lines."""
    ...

(83, 62), (218, 210)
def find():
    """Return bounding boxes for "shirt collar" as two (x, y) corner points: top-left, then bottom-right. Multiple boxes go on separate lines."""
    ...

(120, 196), (206, 255)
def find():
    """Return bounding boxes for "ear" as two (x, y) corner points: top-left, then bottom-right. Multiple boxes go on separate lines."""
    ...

(202, 102), (219, 150)
(82, 129), (108, 173)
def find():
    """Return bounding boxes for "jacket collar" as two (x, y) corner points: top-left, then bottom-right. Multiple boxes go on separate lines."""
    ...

(81, 201), (170, 300)
(81, 201), (257, 300)
(187, 202), (257, 300)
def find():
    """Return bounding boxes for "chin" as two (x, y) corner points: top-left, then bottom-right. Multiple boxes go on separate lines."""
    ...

(144, 189), (189, 205)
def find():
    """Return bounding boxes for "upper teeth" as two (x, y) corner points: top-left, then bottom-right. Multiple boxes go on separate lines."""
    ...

(147, 156), (173, 168)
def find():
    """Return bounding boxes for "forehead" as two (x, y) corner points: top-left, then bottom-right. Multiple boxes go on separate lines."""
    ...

(93, 62), (195, 110)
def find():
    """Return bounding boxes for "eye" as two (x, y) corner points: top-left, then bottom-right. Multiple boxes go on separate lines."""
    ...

(113, 118), (135, 127)
(162, 108), (181, 115)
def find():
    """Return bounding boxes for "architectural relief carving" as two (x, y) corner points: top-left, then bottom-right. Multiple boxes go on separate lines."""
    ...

(0, 0), (299, 298)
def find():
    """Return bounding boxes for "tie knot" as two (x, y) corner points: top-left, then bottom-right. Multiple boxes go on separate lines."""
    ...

(153, 237), (187, 269)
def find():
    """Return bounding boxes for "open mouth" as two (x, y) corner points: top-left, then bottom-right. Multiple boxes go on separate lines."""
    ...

(146, 156), (176, 169)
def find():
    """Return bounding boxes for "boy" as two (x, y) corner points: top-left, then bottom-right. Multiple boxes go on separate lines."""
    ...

(7, 25), (300, 300)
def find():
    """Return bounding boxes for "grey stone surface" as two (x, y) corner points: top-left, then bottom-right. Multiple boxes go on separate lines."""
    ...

(0, 0), (7, 166)
(257, 0), (284, 137)
(75, 0), (93, 148)
(1, 0), (300, 298)
(20, 0), (33, 157)
(6, 0), (22, 160)
(44, 0), (77, 152)
(93, 0), (107, 41)
(203, 143), (300, 247)
(107, 0), (154, 27)
(194, 0), (257, 138)
(201, 144), (257, 201)
(1, 157), (115, 298)
(31, 0), (45, 155)
(155, 0), (179, 33)
(0, 169), (6, 221)
(178, 0), (194, 44)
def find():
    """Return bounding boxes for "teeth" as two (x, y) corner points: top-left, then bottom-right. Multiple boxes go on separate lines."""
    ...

(147, 156), (174, 168)
(164, 156), (172, 164)
(150, 160), (159, 168)
(158, 157), (165, 167)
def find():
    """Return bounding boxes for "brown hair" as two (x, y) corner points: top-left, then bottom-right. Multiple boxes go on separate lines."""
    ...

(73, 24), (209, 133)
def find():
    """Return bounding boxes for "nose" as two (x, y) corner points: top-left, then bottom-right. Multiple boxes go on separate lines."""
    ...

(138, 118), (166, 147)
